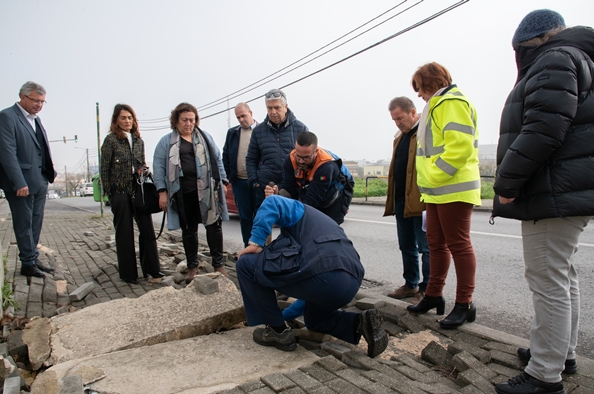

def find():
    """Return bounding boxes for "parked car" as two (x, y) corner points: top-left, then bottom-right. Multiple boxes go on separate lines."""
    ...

(47, 191), (60, 199)
(225, 184), (238, 215)
(80, 183), (93, 197)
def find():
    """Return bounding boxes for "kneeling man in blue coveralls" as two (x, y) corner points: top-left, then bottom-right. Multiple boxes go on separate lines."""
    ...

(236, 195), (389, 357)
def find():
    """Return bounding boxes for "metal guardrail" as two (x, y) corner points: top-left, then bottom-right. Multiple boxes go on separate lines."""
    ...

(363, 174), (495, 201)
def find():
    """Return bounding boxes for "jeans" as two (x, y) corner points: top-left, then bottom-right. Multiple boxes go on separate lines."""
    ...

(237, 253), (361, 344)
(522, 216), (591, 383)
(231, 178), (257, 247)
(394, 199), (430, 291)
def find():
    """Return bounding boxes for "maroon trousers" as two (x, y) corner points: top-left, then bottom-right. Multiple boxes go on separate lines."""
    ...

(425, 202), (476, 303)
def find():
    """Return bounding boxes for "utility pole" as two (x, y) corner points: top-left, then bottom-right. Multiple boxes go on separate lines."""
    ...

(86, 148), (90, 182)
(96, 102), (104, 217)
(227, 97), (230, 129)
(64, 165), (68, 196)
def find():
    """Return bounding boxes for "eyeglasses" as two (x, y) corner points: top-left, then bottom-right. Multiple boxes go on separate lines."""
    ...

(265, 89), (286, 99)
(293, 151), (315, 162)
(24, 95), (47, 105)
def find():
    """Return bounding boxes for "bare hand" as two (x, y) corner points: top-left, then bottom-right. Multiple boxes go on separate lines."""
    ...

(159, 191), (168, 212)
(16, 186), (29, 197)
(238, 244), (263, 258)
(264, 185), (278, 198)
(499, 196), (515, 205)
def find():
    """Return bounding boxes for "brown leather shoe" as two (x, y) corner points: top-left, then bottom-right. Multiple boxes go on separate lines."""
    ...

(411, 290), (424, 305)
(185, 267), (198, 284)
(388, 285), (419, 299)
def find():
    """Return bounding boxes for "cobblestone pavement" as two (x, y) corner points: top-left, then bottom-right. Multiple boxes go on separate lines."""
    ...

(1, 200), (592, 394)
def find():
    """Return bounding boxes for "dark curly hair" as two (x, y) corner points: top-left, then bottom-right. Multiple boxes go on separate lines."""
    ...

(170, 102), (199, 129)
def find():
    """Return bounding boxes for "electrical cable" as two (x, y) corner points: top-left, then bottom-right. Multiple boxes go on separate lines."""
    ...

(138, 0), (413, 123)
(200, 0), (468, 120)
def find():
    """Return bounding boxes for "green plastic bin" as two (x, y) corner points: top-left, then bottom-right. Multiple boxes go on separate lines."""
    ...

(92, 174), (109, 203)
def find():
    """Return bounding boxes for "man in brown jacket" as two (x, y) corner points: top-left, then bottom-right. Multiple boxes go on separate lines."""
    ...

(383, 97), (428, 304)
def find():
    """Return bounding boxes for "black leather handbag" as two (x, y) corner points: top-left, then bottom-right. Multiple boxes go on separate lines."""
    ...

(132, 172), (162, 214)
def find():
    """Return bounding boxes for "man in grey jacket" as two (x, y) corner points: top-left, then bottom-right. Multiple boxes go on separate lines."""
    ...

(0, 81), (57, 278)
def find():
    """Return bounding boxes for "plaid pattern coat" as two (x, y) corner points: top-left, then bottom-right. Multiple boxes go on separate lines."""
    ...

(100, 133), (145, 196)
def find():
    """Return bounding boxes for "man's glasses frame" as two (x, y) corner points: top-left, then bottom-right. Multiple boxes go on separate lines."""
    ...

(24, 95), (47, 105)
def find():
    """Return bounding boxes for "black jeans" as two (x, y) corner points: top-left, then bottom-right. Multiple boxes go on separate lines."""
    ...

(179, 190), (224, 268)
(110, 193), (161, 280)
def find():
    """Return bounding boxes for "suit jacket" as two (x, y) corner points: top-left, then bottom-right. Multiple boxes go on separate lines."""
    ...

(0, 104), (56, 194)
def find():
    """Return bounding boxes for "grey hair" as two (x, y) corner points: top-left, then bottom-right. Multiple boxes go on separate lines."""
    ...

(518, 26), (565, 47)
(19, 81), (46, 96)
(265, 88), (287, 106)
(388, 96), (416, 112)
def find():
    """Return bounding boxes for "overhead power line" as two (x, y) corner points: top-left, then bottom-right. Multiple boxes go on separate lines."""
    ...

(200, 0), (468, 120)
(138, 0), (415, 123)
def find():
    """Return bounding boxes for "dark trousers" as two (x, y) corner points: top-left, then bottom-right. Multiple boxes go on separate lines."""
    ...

(231, 178), (257, 247)
(110, 193), (161, 280)
(425, 202), (476, 303)
(236, 254), (361, 344)
(5, 182), (48, 267)
(179, 191), (224, 268)
(395, 199), (430, 291)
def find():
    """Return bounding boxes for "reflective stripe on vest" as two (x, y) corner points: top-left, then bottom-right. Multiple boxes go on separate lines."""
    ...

(418, 180), (481, 195)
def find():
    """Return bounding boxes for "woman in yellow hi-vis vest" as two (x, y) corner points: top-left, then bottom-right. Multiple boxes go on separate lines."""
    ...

(406, 63), (481, 329)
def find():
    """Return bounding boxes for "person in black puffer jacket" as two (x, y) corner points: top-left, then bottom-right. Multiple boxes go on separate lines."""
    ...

(493, 10), (594, 394)
(246, 89), (308, 212)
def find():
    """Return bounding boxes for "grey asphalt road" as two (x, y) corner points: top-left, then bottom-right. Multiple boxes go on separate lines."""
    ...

(44, 198), (594, 359)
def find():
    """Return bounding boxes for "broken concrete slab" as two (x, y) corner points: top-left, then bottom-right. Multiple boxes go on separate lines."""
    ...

(68, 282), (95, 302)
(31, 327), (319, 394)
(48, 276), (245, 365)
(22, 318), (52, 370)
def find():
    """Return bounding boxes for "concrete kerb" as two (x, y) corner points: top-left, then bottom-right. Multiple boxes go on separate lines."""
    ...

(351, 196), (494, 212)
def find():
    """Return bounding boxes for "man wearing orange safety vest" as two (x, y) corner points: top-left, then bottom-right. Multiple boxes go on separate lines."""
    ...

(265, 131), (354, 224)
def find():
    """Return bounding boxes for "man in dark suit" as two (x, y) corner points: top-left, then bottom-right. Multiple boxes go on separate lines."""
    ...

(0, 81), (57, 278)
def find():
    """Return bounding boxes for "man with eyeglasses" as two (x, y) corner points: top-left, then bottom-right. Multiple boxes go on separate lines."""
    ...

(265, 131), (354, 225)
(0, 81), (57, 278)
(246, 88), (308, 214)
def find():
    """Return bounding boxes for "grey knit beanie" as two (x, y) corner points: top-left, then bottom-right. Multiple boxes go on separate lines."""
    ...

(512, 9), (565, 47)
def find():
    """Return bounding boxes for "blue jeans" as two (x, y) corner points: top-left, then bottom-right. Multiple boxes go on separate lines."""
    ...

(395, 199), (430, 291)
(231, 178), (257, 247)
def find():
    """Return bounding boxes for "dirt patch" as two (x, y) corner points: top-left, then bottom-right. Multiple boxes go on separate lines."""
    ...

(386, 330), (443, 357)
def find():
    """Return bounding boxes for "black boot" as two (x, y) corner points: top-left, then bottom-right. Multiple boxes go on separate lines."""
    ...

(406, 295), (445, 315)
(440, 302), (476, 329)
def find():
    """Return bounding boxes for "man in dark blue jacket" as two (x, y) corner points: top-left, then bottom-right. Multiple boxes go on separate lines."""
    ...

(236, 196), (388, 358)
(246, 89), (308, 212)
(223, 103), (258, 247)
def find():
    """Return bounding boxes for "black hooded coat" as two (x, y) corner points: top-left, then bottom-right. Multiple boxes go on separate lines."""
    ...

(493, 26), (594, 220)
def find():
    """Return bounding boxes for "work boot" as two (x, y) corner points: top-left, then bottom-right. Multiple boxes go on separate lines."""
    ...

(517, 347), (578, 374)
(411, 290), (425, 305)
(495, 372), (565, 394)
(357, 309), (388, 358)
(253, 326), (297, 351)
(387, 285), (418, 299)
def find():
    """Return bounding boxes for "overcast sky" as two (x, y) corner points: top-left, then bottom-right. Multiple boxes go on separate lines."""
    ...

(1, 0), (592, 176)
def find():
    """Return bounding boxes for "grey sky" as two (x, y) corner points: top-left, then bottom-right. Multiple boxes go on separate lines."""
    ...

(1, 0), (592, 176)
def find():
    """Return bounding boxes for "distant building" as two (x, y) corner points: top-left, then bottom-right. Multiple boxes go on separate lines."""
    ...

(343, 160), (362, 178)
(363, 160), (390, 177)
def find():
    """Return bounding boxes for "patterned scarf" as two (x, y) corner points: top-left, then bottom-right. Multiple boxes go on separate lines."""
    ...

(167, 127), (222, 226)
(417, 86), (447, 156)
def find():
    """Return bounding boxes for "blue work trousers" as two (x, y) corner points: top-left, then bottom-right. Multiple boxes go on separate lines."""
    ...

(236, 253), (361, 344)
(395, 199), (430, 291)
